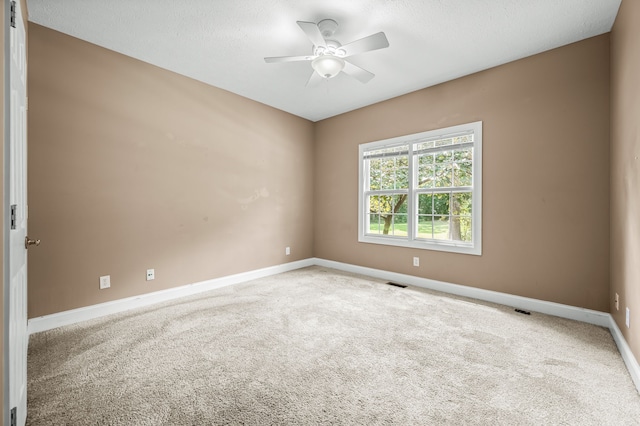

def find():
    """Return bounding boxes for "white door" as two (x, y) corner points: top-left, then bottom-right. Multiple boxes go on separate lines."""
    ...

(9, 1), (29, 425)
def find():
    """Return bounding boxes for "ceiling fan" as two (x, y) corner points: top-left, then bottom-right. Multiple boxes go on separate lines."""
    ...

(264, 19), (389, 86)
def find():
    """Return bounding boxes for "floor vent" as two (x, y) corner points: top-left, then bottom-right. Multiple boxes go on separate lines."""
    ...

(386, 282), (407, 288)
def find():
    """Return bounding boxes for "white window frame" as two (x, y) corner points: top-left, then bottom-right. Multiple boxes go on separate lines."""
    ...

(358, 121), (482, 255)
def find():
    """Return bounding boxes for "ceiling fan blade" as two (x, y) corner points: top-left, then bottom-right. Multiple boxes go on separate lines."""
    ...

(306, 70), (324, 87)
(340, 32), (389, 57)
(343, 61), (375, 84)
(297, 21), (327, 48)
(264, 55), (314, 63)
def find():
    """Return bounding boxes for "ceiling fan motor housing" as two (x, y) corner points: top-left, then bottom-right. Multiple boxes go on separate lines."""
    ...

(318, 19), (338, 38)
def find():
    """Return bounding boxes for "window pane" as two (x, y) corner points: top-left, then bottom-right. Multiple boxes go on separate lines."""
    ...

(418, 194), (434, 214)
(454, 161), (472, 186)
(380, 158), (396, 190)
(369, 195), (385, 213)
(453, 148), (473, 161)
(419, 153), (435, 165)
(368, 159), (381, 190)
(451, 192), (472, 215)
(435, 151), (452, 164)
(369, 195), (408, 215)
(417, 216), (433, 239)
(396, 156), (409, 189)
(433, 193), (450, 216)
(418, 162), (435, 188)
(393, 194), (408, 214)
(433, 217), (450, 240)
(391, 214), (407, 236)
(435, 163), (452, 187)
(385, 196), (408, 236)
(376, 156), (410, 190)
(367, 194), (407, 237)
(451, 216), (472, 242)
(368, 214), (381, 234)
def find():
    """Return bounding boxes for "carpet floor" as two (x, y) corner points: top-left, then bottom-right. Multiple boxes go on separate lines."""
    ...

(27, 266), (640, 425)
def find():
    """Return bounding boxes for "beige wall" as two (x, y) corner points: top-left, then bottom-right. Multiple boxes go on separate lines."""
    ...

(611, 0), (640, 362)
(315, 35), (610, 311)
(27, 24), (314, 318)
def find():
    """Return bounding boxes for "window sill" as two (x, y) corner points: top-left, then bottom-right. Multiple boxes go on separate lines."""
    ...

(358, 234), (482, 256)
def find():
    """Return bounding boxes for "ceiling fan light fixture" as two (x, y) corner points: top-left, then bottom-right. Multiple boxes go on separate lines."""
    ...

(312, 55), (345, 79)
(264, 19), (389, 85)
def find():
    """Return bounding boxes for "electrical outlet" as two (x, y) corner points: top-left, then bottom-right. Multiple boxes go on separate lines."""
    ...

(626, 307), (630, 328)
(146, 269), (155, 281)
(615, 293), (619, 311)
(285, 247), (290, 256)
(413, 257), (419, 267)
(99, 275), (110, 290)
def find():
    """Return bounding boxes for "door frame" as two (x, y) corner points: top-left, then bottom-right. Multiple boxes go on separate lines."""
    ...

(3, 0), (13, 424)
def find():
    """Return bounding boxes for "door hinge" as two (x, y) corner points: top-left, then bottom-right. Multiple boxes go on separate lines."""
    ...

(10, 1), (17, 28)
(10, 407), (17, 426)
(10, 204), (17, 230)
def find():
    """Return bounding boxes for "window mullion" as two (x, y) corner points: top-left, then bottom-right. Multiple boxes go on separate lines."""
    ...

(415, 186), (472, 194)
(408, 144), (415, 241)
(448, 191), (453, 240)
(363, 157), (370, 235)
(366, 190), (408, 196)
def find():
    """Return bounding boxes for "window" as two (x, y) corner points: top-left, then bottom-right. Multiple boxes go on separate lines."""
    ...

(358, 121), (482, 255)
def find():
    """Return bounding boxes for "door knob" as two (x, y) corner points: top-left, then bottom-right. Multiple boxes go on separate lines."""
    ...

(25, 236), (41, 249)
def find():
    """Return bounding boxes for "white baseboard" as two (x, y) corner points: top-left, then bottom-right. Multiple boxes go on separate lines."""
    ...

(27, 256), (639, 394)
(313, 258), (611, 327)
(608, 315), (640, 392)
(27, 258), (315, 335)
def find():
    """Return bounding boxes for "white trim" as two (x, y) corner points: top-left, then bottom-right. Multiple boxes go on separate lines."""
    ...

(314, 258), (610, 326)
(608, 315), (640, 392)
(358, 121), (482, 256)
(26, 256), (640, 395)
(357, 235), (480, 256)
(3, 1), (13, 422)
(27, 259), (314, 335)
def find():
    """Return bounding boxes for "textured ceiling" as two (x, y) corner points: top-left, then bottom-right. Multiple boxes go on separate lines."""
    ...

(27, 0), (621, 122)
